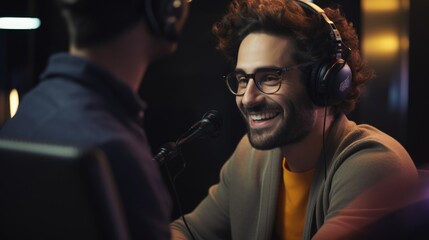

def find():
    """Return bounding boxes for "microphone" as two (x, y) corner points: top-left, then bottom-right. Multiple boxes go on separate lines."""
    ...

(153, 110), (223, 164)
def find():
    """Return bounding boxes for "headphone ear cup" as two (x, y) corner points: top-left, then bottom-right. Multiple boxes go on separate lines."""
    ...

(309, 59), (352, 106)
(145, 0), (188, 41)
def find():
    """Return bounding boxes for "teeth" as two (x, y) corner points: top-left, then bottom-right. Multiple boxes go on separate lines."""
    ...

(250, 112), (278, 121)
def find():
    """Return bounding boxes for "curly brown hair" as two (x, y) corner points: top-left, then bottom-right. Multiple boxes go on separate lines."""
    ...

(212, 0), (375, 114)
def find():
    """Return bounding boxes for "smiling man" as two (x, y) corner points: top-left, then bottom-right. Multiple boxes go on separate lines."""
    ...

(170, 0), (418, 240)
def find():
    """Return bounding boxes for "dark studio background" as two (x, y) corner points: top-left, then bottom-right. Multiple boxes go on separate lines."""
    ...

(0, 0), (428, 221)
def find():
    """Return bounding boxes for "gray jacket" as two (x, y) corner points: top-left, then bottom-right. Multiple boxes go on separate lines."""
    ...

(171, 114), (418, 240)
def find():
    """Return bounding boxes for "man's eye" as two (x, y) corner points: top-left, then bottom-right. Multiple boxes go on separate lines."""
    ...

(259, 73), (281, 84)
(236, 75), (248, 86)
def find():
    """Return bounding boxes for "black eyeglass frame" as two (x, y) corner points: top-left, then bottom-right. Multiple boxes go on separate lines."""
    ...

(224, 62), (314, 96)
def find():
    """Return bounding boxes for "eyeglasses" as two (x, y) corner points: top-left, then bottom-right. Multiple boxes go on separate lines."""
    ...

(224, 62), (314, 96)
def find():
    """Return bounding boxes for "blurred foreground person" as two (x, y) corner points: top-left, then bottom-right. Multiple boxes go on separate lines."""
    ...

(0, 0), (190, 239)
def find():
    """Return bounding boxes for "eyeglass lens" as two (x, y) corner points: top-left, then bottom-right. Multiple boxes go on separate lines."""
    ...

(226, 69), (282, 95)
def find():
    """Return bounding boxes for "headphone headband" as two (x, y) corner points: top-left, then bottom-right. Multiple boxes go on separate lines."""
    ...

(297, 0), (344, 60)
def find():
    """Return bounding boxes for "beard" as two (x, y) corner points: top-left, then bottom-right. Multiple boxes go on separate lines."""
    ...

(241, 99), (315, 150)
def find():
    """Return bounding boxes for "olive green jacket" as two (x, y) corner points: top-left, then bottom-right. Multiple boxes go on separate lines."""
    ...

(171, 114), (418, 240)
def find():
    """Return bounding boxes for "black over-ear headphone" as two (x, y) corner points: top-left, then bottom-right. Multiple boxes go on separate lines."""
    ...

(296, 0), (352, 106)
(57, 0), (188, 42)
(145, 0), (189, 41)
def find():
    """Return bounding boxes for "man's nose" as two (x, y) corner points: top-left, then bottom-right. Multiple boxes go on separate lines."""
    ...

(241, 78), (263, 107)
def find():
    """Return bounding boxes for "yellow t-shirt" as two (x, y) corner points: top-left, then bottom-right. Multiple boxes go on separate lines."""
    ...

(275, 157), (315, 240)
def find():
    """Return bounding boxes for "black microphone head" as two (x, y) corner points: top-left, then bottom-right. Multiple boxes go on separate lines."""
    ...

(176, 110), (223, 146)
(201, 110), (223, 137)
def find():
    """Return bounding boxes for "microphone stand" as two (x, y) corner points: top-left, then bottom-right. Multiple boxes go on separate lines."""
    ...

(154, 110), (222, 240)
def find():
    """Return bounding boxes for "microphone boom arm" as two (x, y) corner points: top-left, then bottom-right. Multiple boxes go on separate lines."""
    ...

(153, 110), (223, 164)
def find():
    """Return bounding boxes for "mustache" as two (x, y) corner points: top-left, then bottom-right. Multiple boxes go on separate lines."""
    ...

(242, 103), (280, 114)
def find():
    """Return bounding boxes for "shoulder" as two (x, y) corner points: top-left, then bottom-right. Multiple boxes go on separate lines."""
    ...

(329, 118), (417, 185)
(340, 122), (413, 165)
(331, 116), (413, 165)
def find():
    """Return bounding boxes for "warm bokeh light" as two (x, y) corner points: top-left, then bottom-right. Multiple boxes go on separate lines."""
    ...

(363, 32), (400, 56)
(362, 0), (399, 12)
(9, 89), (19, 118)
(0, 17), (41, 30)
(361, 0), (410, 117)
